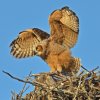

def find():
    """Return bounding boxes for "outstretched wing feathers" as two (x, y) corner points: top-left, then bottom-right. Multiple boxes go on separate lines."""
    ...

(49, 6), (79, 48)
(10, 28), (49, 58)
(10, 6), (79, 58)
(62, 27), (78, 48)
(60, 6), (79, 33)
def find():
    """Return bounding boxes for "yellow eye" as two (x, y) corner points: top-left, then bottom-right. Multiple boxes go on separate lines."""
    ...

(36, 45), (43, 52)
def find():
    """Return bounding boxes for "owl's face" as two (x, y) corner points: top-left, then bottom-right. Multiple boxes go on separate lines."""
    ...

(35, 45), (44, 55)
(35, 39), (49, 56)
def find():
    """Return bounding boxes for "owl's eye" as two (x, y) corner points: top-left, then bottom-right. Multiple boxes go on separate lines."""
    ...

(36, 45), (43, 52)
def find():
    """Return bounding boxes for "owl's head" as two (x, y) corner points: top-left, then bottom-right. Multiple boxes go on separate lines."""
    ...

(35, 39), (49, 56)
(35, 45), (44, 55)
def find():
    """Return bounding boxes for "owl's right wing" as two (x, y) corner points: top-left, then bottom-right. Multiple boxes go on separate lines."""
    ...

(49, 6), (79, 48)
(10, 28), (49, 58)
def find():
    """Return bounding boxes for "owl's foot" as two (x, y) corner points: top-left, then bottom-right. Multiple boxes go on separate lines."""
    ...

(49, 70), (61, 75)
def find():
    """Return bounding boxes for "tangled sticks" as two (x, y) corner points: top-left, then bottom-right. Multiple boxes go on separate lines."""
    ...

(3, 66), (100, 100)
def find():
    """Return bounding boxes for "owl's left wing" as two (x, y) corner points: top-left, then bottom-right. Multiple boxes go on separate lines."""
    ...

(10, 28), (49, 58)
(49, 6), (79, 48)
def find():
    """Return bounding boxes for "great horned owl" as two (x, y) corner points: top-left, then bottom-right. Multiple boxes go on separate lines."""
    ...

(10, 6), (81, 73)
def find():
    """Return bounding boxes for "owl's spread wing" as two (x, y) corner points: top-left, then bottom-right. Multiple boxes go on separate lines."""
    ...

(10, 28), (49, 58)
(49, 6), (79, 48)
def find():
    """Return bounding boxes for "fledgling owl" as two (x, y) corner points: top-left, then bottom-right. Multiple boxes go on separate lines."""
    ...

(10, 6), (81, 73)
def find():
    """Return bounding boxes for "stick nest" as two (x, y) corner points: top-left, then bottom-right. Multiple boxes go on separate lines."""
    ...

(13, 69), (100, 100)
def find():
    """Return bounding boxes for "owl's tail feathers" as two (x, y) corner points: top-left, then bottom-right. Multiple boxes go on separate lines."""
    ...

(69, 57), (82, 74)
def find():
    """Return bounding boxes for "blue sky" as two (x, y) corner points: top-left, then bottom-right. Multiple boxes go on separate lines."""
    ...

(0, 0), (100, 99)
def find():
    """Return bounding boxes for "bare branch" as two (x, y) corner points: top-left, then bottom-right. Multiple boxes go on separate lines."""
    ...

(91, 66), (99, 72)
(2, 70), (47, 88)
(18, 71), (32, 98)
(81, 66), (89, 72)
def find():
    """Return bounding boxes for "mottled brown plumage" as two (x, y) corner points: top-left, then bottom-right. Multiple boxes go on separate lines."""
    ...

(10, 6), (81, 73)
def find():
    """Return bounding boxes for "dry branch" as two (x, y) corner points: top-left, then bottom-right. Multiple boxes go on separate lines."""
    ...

(3, 70), (47, 88)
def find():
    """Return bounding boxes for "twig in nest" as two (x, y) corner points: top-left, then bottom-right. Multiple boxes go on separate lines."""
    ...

(2, 70), (47, 88)
(73, 76), (82, 100)
(81, 66), (89, 72)
(3, 70), (33, 85)
(91, 66), (99, 72)
(18, 71), (32, 99)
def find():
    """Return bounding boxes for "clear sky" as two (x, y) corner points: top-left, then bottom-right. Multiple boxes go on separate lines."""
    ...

(0, 0), (100, 99)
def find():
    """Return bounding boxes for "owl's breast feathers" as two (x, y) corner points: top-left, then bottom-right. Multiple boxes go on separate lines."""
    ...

(41, 41), (72, 72)
(39, 39), (81, 73)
